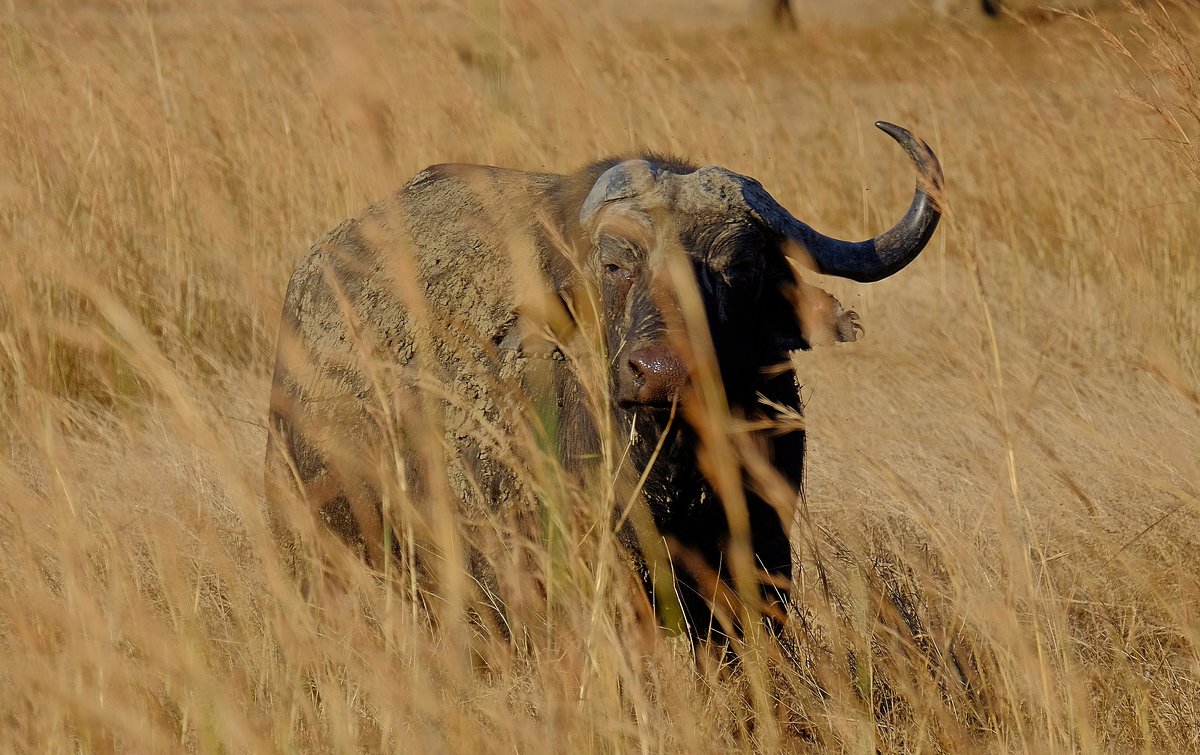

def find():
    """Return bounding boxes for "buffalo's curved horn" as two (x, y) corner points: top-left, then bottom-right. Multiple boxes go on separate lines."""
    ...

(579, 123), (942, 283)
(741, 121), (943, 283)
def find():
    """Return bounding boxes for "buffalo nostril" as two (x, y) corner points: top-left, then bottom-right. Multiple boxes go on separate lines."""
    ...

(628, 355), (647, 383)
(626, 348), (687, 405)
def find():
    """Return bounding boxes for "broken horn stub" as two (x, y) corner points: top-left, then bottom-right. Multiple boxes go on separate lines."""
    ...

(579, 161), (749, 225)
(580, 160), (663, 228)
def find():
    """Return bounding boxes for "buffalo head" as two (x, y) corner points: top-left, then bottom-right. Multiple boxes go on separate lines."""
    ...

(575, 121), (942, 419)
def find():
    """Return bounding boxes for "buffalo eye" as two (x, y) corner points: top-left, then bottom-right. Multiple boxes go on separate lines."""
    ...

(598, 234), (640, 298)
(603, 261), (635, 293)
(600, 261), (636, 318)
(726, 258), (761, 285)
(712, 256), (763, 296)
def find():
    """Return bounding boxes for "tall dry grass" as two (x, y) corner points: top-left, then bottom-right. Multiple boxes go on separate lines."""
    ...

(1, 0), (1198, 751)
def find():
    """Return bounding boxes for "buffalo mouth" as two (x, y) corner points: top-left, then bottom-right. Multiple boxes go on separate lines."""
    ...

(617, 395), (681, 413)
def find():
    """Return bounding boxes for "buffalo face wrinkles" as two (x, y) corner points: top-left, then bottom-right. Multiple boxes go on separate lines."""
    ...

(595, 208), (785, 416)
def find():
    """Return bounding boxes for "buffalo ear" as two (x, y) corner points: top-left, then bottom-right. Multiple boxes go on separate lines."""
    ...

(767, 279), (860, 354)
(794, 278), (860, 347)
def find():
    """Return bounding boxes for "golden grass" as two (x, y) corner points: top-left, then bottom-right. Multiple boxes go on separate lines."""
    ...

(2, 0), (1199, 751)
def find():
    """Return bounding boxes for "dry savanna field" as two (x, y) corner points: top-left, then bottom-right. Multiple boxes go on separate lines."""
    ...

(3, 0), (1200, 752)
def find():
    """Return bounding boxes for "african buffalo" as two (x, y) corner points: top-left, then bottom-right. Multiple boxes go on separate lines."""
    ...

(265, 121), (943, 647)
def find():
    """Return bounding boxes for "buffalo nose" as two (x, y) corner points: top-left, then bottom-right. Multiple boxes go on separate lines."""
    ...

(626, 347), (688, 406)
